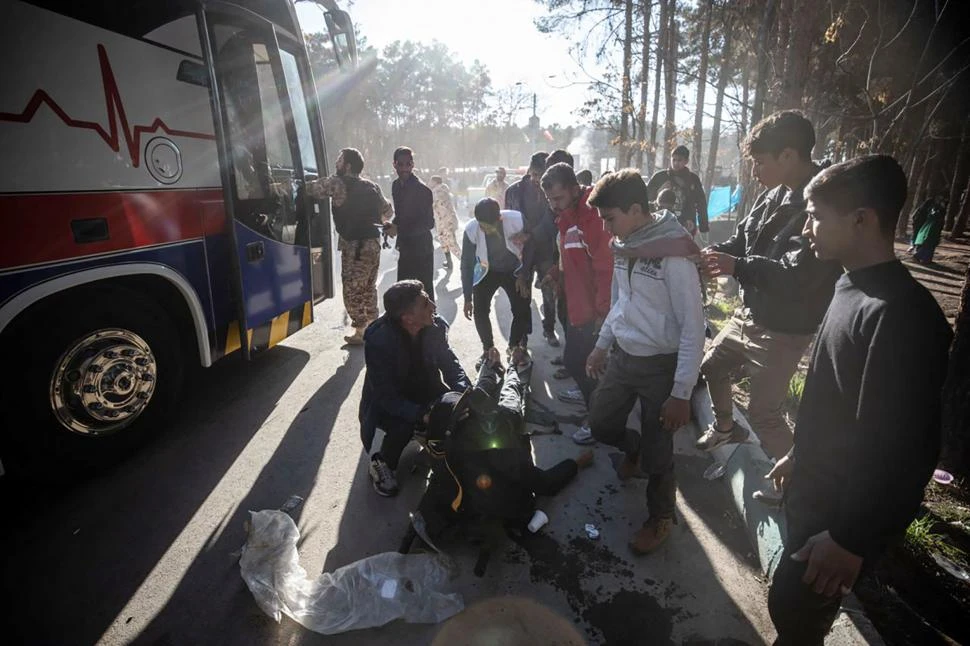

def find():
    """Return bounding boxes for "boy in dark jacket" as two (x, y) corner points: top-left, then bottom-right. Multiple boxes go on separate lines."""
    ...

(697, 112), (843, 506)
(766, 155), (951, 645)
(360, 280), (470, 497)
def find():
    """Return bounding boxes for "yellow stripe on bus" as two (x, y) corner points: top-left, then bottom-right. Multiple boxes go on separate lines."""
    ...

(226, 324), (241, 355)
(302, 301), (312, 327)
(268, 310), (290, 348)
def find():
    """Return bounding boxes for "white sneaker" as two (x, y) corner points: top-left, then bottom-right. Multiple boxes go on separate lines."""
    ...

(572, 425), (596, 445)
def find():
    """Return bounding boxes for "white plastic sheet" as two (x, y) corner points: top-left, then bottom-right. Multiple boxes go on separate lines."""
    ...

(239, 510), (464, 634)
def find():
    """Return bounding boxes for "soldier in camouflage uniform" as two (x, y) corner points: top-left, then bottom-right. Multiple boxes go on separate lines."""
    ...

(307, 148), (393, 345)
(430, 175), (461, 269)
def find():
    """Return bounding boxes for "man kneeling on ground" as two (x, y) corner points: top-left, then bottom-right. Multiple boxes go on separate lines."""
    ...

(585, 169), (706, 555)
(360, 280), (471, 497)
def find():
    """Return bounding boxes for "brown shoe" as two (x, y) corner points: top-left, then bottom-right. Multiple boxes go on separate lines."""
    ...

(343, 328), (365, 346)
(629, 517), (674, 555)
(609, 452), (648, 481)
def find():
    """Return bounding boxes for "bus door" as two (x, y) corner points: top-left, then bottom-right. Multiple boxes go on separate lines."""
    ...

(202, 4), (333, 359)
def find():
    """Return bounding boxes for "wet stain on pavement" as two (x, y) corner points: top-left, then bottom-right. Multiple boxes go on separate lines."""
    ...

(509, 531), (679, 644)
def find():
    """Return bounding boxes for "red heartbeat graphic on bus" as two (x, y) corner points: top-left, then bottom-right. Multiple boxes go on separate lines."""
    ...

(0, 44), (215, 168)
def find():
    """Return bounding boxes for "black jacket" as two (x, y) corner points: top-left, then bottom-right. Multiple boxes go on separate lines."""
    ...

(359, 314), (470, 435)
(711, 181), (843, 335)
(505, 176), (557, 276)
(646, 168), (709, 233)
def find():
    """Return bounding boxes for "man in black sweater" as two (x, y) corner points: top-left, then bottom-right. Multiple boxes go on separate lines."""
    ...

(765, 155), (952, 644)
(391, 146), (436, 300)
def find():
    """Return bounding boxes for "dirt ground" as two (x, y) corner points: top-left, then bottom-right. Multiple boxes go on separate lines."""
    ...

(895, 237), (969, 324)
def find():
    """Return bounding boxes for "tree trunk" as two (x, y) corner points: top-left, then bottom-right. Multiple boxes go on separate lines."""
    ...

(942, 263), (970, 475)
(647, 0), (667, 175)
(619, 0), (634, 166)
(635, 1), (653, 172)
(897, 144), (928, 239)
(704, 18), (734, 197)
(946, 121), (970, 231)
(953, 170), (970, 237)
(779, 0), (814, 109)
(773, 0), (793, 87)
(692, 0), (713, 167)
(662, 3), (678, 164)
(751, 0), (778, 128)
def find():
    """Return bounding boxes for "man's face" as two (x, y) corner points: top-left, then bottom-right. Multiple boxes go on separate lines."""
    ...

(402, 291), (436, 329)
(670, 155), (688, 172)
(335, 152), (348, 176)
(749, 151), (789, 189)
(528, 168), (542, 184)
(496, 169), (506, 182)
(804, 198), (856, 262)
(542, 183), (581, 213)
(599, 205), (650, 240)
(394, 154), (414, 179)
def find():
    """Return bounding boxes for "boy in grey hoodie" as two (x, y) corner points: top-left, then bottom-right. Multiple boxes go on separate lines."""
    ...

(586, 169), (706, 554)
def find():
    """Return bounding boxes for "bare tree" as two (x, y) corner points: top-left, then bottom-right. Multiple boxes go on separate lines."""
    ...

(619, 0), (635, 166)
(647, 0), (668, 175)
(705, 15), (735, 196)
(662, 1), (679, 162)
(634, 1), (654, 171)
(692, 0), (714, 167)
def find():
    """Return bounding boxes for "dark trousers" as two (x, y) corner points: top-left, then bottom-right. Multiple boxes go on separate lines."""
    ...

(588, 349), (678, 518)
(362, 414), (417, 470)
(397, 233), (435, 301)
(536, 261), (557, 336)
(563, 321), (598, 406)
(768, 520), (844, 645)
(472, 270), (532, 351)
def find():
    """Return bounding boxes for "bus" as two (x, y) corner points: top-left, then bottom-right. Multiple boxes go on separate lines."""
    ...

(0, 0), (357, 472)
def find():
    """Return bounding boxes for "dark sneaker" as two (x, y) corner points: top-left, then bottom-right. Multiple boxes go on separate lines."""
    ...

(557, 388), (585, 405)
(550, 355), (564, 366)
(369, 457), (399, 497)
(695, 423), (749, 452)
(544, 332), (560, 348)
(630, 517), (674, 554)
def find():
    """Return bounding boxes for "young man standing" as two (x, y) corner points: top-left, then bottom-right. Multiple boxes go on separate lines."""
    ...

(697, 112), (843, 505)
(540, 163), (613, 434)
(506, 152), (560, 347)
(766, 155), (951, 644)
(360, 280), (470, 496)
(306, 148), (392, 345)
(391, 147), (436, 300)
(646, 145), (709, 240)
(585, 170), (705, 554)
(461, 198), (531, 365)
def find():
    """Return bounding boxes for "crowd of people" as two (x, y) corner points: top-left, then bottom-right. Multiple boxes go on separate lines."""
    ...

(307, 109), (952, 645)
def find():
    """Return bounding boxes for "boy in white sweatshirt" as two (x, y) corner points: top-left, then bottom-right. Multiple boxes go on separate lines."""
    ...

(585, 169), (706, 554)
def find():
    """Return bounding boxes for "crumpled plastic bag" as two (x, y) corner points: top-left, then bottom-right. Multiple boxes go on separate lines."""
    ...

(239, 510), (464, 634)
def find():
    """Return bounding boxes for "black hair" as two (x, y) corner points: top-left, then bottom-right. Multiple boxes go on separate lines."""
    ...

(339, 148), (364, 174)
(744, 110), (815, 161)
(545, 149), (574, 169)
(383, 279), (426, 320)
(474, 197), (501, 222)
(588, 168), (649, 211)
(672, 145), (690, 159)
(541, 162), (579, 190)
(393, 146), (414, 163)
(804, 154), (908, 237)
(576, 169), (593, 185)
(529, 152), (549, 172)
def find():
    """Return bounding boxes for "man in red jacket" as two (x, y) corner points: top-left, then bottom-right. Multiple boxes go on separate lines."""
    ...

(540, 163), (614, 425)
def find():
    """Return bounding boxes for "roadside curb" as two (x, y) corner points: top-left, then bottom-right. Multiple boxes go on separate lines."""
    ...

(690, 386), (885, 646)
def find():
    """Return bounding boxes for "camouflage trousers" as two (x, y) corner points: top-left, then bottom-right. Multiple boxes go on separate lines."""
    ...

(339, 237), (381, 329)
(434, 214), (462, 257)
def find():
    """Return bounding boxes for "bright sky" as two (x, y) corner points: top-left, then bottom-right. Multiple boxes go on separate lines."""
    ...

(295, 0), (592, 127)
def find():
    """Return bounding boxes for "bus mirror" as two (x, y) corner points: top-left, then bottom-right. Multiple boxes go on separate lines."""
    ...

(323, 8), (357, 70)
(177, 60), (210, 88)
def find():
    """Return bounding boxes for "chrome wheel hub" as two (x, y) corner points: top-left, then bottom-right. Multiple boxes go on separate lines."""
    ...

(50, 329), (158, 436)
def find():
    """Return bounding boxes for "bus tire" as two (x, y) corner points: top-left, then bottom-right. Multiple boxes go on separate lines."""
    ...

(1, 287), (185, 476)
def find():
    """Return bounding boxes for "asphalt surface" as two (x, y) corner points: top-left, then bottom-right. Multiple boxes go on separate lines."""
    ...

(1, 244), (779, 645)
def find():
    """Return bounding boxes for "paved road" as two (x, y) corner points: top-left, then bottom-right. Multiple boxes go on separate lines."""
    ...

(0, 246), (776, 645)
